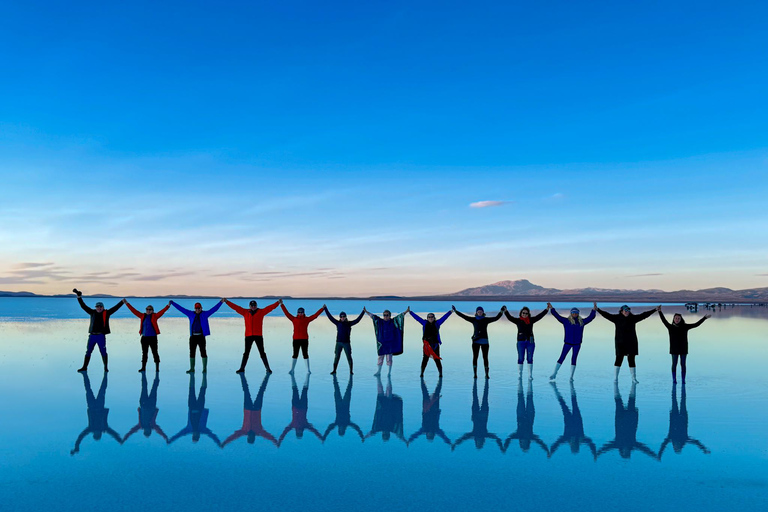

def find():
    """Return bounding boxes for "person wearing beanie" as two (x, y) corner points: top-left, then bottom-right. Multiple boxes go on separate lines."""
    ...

(324, 306), (366, 375)
(123, 299), (171, 373)
(281, 303), (325, 375)
(170, 299), (224, 374)
(452, 305), (505, 379)
(366, 307), (409, 376)
(409, 309), (452, 377)
(224, 298), (282, 374)
(505, 305), (550, 380)
(597, 304), (657, 384)
(73, 288), (124, 373)
(548, 302), (597, 382)
(657, 306), (710, 384)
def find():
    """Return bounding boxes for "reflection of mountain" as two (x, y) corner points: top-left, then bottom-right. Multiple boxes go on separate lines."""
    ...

(323, 376), (364, 442)
(597, 383), (656, 460)
(504, 379), (548, 455)
(453, 379), (502, 452)
(223, 374), (277, 447)
(123, 373), (168, 443)
(658, 384), (710, 460)
(408, 378), (450, 446)
(549, 382), (596, 458)
(71, 373), (122, 455)
(169, 374), (221, 446)
(366, 375), (406, 444)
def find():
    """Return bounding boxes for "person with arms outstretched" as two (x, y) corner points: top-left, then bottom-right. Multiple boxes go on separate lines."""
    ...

(73, 288), (123, 373)
(548, 302), (597, 382)
(279, 373), (323, 444)
(408, 377), (451, 446)
(452, 305), (504, 379)
(366, 308), (408, 376)
(71, 372), (122, 454)
(366, 374), (407, 445)
(169, 373), (221, 446)
(596, 382), (657, 460)
(504, 379), (549, 455)
(410, 310), (452, 377)
(171, 299), (224, 374)
(222, 373), (278, 447)
(323, 375), (364, 442)
(281, 303), (324, 374)
(658, 306), (710, 384)
(324, 306), (365, 375)
(124, 299), (170, 373)
(505, 305), (549, 380)
(597, 304), (657, 383)
(123, 372), (169, 443)
(452, 379), (503, 452)
(657, 383), (710, 459)
(224, 298), (282, 374)
(549, 381), (596, 458)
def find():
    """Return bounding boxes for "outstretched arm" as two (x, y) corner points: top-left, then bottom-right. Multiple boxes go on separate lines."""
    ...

(107, 301), (124, 315)
(549, 308), (568, 324)
(155, 304), (171, 318)
(689, 316), (708, 329)
(409, 311), (426, 326)
(203, 299), (224, 317)
(324, 306), (339, 325)
(451, 306), (473, 322)
(280, 303), (295, 320)
(71, 428), (90, 455)
(531, 308), (549, 323)
(124, 301), (142, 318)
(224, 299), (247, 315)
(122, 424), (141, 442)
(349, 310), (366, 326)
(171, 301), (193, 317)
(307, 307), (325, 322)
(634, 308), (657, 322)
(597, 308), (618, 322)
(582, 309), (597, 325)
(488, 309), (504, 323)
(436, 310), (452, 325)
(503, 310), (519, 324)
(659, 310), (671, 328)
(261, 300), (281, 315)
(77, 296), (94, 315)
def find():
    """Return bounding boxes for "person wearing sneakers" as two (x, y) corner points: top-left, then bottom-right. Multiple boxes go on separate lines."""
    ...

(74, 288), (124, 373)
(548, 302), (597, 382)
(123, 299), (171, 373)
(281, 303), (325, 374)
(224, 298), (282, 374)
(171, 299), (224, 374)
(597, 304), (657, 383)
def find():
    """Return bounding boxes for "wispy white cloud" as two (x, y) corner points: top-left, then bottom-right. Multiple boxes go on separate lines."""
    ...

(469, 200), (508, 208)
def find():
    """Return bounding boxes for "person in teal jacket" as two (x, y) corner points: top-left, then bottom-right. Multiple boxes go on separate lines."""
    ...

(171, 299), (224, 374)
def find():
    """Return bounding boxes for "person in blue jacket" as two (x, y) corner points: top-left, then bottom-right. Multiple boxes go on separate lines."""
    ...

(548, 302), (597, 382)
(171, 299), (224, 374)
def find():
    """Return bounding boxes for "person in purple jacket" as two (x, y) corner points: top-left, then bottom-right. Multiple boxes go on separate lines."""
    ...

(548, 302), (597, 382)
(171, 299), (224, 374)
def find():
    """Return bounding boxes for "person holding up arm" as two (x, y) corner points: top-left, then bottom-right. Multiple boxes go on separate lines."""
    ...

(224, 298), (282, 374)
(409, 310), (452, 377)
(281, 303), (325, 375)
(452, 305), (504, 379)
(170, 299), (225, 374)
(658, 306), (710, 384)
(597, 304), (657, 384)
(365, 307), (409, 376)
(124, 299), (171, 373)
(548, 302), (597, 382)
(505, 305), (549, 380)
(324, 306), (365, 375)
(73, 288), (124, 373)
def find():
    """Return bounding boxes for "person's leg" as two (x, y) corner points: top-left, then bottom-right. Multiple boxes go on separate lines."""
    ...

(79, 336), (96, 372)
(301, 340), (311, 373)
(614, 354), (624, 382)
(96, 336), (108, 372)
(516, 341), (525, 377)
(386, 354), (393, 376)
(551, 344), (571, 380)
(375, 355), (384, 376)
(255, 336), (271, 373)
(343, 343), (353, 374)
(481, 344), (489, 379)
(671, 354), (679, 383)
(149, 337), (160, 372)
(680, 354), (687, 383)
(237, 336), (254, 373)
(140, 336), (150, 372)
(627, 354), (637, 383)
(199, 337), (208, 374)
(527, 341), (535, 380)
(569, 345), (581, 381)
(290, 339), (300, 374)
(420, 354), (429, 377)
(434, 346), (443, 376)
(187, 337), (197, 373)
(472, 343), (480, 378)
(331, 343), (342, 374)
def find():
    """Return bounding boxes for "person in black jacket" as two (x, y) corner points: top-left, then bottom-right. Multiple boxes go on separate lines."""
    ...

(658, 306), (710, 383)
(324, 307), (365, 375)
(73, 289), (124, 373)
(597, 304), (656, 383)
(505, 305), (549, 380)
(452, 305), (505, 379)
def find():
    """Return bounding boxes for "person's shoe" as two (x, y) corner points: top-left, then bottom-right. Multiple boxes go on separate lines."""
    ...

(139, 368), (146, 373)
(330, 371), (336, 375)
(77, 367), (87, 373)
(202, 368), (207, 374)
(235, 368), (245, 374)
(350, 371), (354, 375)
(549, 374), (557, 381)
(186, 368), (194, 374)
(266, 369), (273, 374)
(420, 373), (424, 378)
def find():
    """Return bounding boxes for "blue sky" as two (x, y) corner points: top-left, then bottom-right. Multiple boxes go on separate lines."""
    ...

(1, 1), (767, 296)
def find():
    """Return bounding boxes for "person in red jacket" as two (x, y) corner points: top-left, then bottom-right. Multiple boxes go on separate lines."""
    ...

(281, 303), (325, 375)
(124, 299), (171, 373)
(224, 298), (282, 374)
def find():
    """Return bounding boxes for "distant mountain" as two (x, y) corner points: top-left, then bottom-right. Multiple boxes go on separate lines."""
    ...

(450, 280), (768, 302)
(0, 290), (39, 297)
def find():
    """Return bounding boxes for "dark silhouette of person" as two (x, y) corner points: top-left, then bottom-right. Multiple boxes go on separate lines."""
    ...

(169, 374), (221, 446)
(366, 374), (406, 444)
(549, 382), (596, 459)
(222, 373), (278, 447)
(323, 375), (364, 442)
(658, 384), (710, 460)
(453, 379), (503, 452)
(504, 379), (549, 455)
(408, 377), (451, 446)
(71, 372), (122, 455)
(279, 373), (322, 444)
(123, 372), (169, 443)
(597, 383), (657, 460)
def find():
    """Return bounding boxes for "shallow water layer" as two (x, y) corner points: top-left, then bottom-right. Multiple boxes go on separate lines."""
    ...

(0, 299), (766, 511)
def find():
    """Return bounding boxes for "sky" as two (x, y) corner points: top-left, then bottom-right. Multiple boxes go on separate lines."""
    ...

(1, 0), (767, 297)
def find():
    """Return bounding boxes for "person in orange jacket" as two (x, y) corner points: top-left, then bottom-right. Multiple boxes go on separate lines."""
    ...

(224, 298), (282, 374)
(281, 303), (325, 374)
(124, 299), (171, 373)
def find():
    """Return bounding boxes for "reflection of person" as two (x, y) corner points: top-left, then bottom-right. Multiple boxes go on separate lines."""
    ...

(74, 289), (124, 373)
(452, 305), (505, 379)
(658, 384), (710, 460)
(366, 374), (406, 444)
(222, 373), (277, 447)
(596, 383), (657, 460)
(323, 376), (364, 442)
(281, 304), (324, 375)
(597, 304), (657, 383)
(366, 308), (408, 376)
(504, 379), (549, 455)
(549, 382), (596, 458)
(279, 374), (323, 443)
(505, 305), (549, 380)
(224, 299), (281, 374)
(452, 379), (503, 452)
(171, 300), (225, 374)
(409, 310), (452, 377)
(71, 372), (122, 455)
(548, 303), (596, 382)
(324, 307), (365, 375)
(124, 300), (171, 373)
(408, 377), (451, 446)
(123, 373), (169, 442)
(169, 374), (221, 446)
(658, 307), (710, 384)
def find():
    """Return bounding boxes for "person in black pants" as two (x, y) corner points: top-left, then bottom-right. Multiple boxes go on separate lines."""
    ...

(597, 304), (657, 383)
(452, 305), (505, 379)
(657, 383), (710, 459)
(324, 306), (365, 375)
(658, 306), (710, 384)
(453, 379), (503, 452)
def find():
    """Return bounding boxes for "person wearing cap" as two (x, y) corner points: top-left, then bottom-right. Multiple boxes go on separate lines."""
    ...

(505, 305), (550, 380)
(597, 304), (657, 383)
(451, 305), (505, 379)
(365, 307), (409, 376)
(123, 299), (171, 373)
(280, 303), (325, 374)
(170, 299), (225, 374)
(324, 306), (366, 375)
(73, 288), (124, 373)
(409, 309), (452, 377)
(224, 298), (282, 374)
(547, 302), (597, 382)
